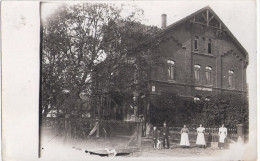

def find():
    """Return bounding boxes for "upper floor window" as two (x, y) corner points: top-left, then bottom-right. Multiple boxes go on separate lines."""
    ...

(194, 36), (199, 51)
(167, 60), (175, 80)
(228, 70), (234, 88)
(194, 65), (201, 83)
(208, 39), (212, 53)
(205, 66), (212, 85)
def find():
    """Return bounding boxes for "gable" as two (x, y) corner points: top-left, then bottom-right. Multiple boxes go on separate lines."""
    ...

(162, 6), (248, 61)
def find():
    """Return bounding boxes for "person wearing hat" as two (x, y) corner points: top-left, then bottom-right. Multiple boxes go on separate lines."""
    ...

(162, 122), (170, 149)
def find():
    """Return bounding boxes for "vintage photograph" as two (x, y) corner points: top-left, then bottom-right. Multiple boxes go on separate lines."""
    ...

(39, 1), (255, 160)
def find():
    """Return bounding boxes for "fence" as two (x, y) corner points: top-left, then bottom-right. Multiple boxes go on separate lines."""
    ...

(154, 126), (239, 144)
(41, 118), (244, 149)
(41, 117), (142, 150)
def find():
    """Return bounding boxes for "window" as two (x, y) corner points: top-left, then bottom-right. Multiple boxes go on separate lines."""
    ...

(167, 60), (175, 80)
(152, 86), (156, 92)
(194, 65), (201, 83)
(208, 39), (212, 53)
(194, 36), (198, 51)
(205, 97), (210, 101)
(205, 66), (212, 85)
(228, 70), (234, 88)
(194, 96), (201, 102)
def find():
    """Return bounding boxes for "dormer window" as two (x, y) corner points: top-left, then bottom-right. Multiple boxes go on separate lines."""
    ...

(208, 39), (212, 53)
(167, 60), (175, 80)
(194, 36), (199, 51)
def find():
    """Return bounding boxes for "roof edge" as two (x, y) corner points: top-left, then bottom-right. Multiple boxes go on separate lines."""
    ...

(161, 6), (248, 60)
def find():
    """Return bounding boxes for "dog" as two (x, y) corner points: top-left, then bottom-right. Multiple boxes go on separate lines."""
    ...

(156, 138), (162, 150)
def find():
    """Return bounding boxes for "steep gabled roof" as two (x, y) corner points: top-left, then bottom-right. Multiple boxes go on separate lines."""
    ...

(162, 6), (248, 59)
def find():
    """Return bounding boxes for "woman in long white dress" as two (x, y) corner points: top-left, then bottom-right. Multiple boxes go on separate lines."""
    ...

(180, 125), (190, 148)
(218, 124), (227, 149)
(196, 124), (206, 148)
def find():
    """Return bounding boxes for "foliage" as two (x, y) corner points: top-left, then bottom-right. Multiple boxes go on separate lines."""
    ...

(41, 3), (161, 117)
(149, 94), (182, 126)
(93, 21), (161, 96)
(150, 93), (248, 128)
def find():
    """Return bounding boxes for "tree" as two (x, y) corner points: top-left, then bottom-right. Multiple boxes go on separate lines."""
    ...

(94, 20), (161, 96)
(42, 3), (122, 116)
(41, 3), (160, 117)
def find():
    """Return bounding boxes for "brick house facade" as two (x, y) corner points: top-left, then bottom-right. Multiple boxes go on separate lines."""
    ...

(92, 6), (248, 125)
(144, 6), (248, 125)
(148, 7), (248, 101)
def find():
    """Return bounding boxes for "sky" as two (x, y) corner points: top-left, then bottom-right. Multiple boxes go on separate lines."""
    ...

(41, 1), (256, 57)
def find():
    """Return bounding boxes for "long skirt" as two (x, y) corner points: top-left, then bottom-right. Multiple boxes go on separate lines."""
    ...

(219, 134), (226, 143)
(196, 133), (206, 145)
(180, 133), (190, 146)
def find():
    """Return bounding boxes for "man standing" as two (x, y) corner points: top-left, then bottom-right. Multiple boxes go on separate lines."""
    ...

(218, 124), (227, 149)
(152, 126), (158, 149)
(162, 122), (170, 149)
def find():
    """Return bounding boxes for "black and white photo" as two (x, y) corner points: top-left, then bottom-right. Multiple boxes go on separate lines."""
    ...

(1, 1), (258, 161)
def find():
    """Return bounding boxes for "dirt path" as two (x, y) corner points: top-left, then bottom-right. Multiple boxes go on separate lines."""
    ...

(39, 131), (250, 160)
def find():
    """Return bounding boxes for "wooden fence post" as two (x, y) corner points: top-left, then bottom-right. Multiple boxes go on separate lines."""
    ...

(137, 122), (142, 147)
(236, 124), (244, 143)
(96, 121), (100, 138)
(65, 115), (71, 138)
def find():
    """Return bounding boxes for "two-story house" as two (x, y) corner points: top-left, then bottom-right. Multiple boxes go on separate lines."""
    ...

(91, 6), (248, 125)
(148, 6), (248, 99)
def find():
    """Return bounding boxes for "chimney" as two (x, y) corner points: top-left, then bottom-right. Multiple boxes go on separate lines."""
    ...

(161, 14), (167, 29)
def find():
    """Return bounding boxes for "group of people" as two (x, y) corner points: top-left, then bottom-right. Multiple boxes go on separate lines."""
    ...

(152, 122), (170, 149)
(151, 122), (228, 150)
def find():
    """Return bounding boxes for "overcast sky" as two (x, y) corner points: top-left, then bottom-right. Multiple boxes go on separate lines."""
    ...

(41, 1), (256, 57)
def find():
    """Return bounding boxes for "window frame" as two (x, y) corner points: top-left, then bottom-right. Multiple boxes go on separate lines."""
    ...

(194, 64), (201, 83)
(167, 60), (175, 80)
(205, 66), (213, 85)
(194, 96), (201, 102)
(228, 70), (235, 88)
(194, 36), (199, 51)
(208, 39), (212, 54)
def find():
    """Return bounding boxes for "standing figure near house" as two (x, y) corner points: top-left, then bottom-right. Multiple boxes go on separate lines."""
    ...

(156, 129), (162, 150)
(180, 125), (190, 148)
(218, 124), (227, 149)
(196, 124), (206, 148)
(152, 126), (158, 149)
(162, 122), (170, 149)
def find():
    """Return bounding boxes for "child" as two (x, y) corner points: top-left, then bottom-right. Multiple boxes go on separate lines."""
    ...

(155, 129), (162, 150)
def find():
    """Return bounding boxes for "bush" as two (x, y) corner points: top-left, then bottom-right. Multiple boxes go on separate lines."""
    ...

(149, 92), (248, 128)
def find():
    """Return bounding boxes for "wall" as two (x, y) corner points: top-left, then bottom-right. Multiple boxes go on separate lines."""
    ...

(149, 21), (247, 98)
